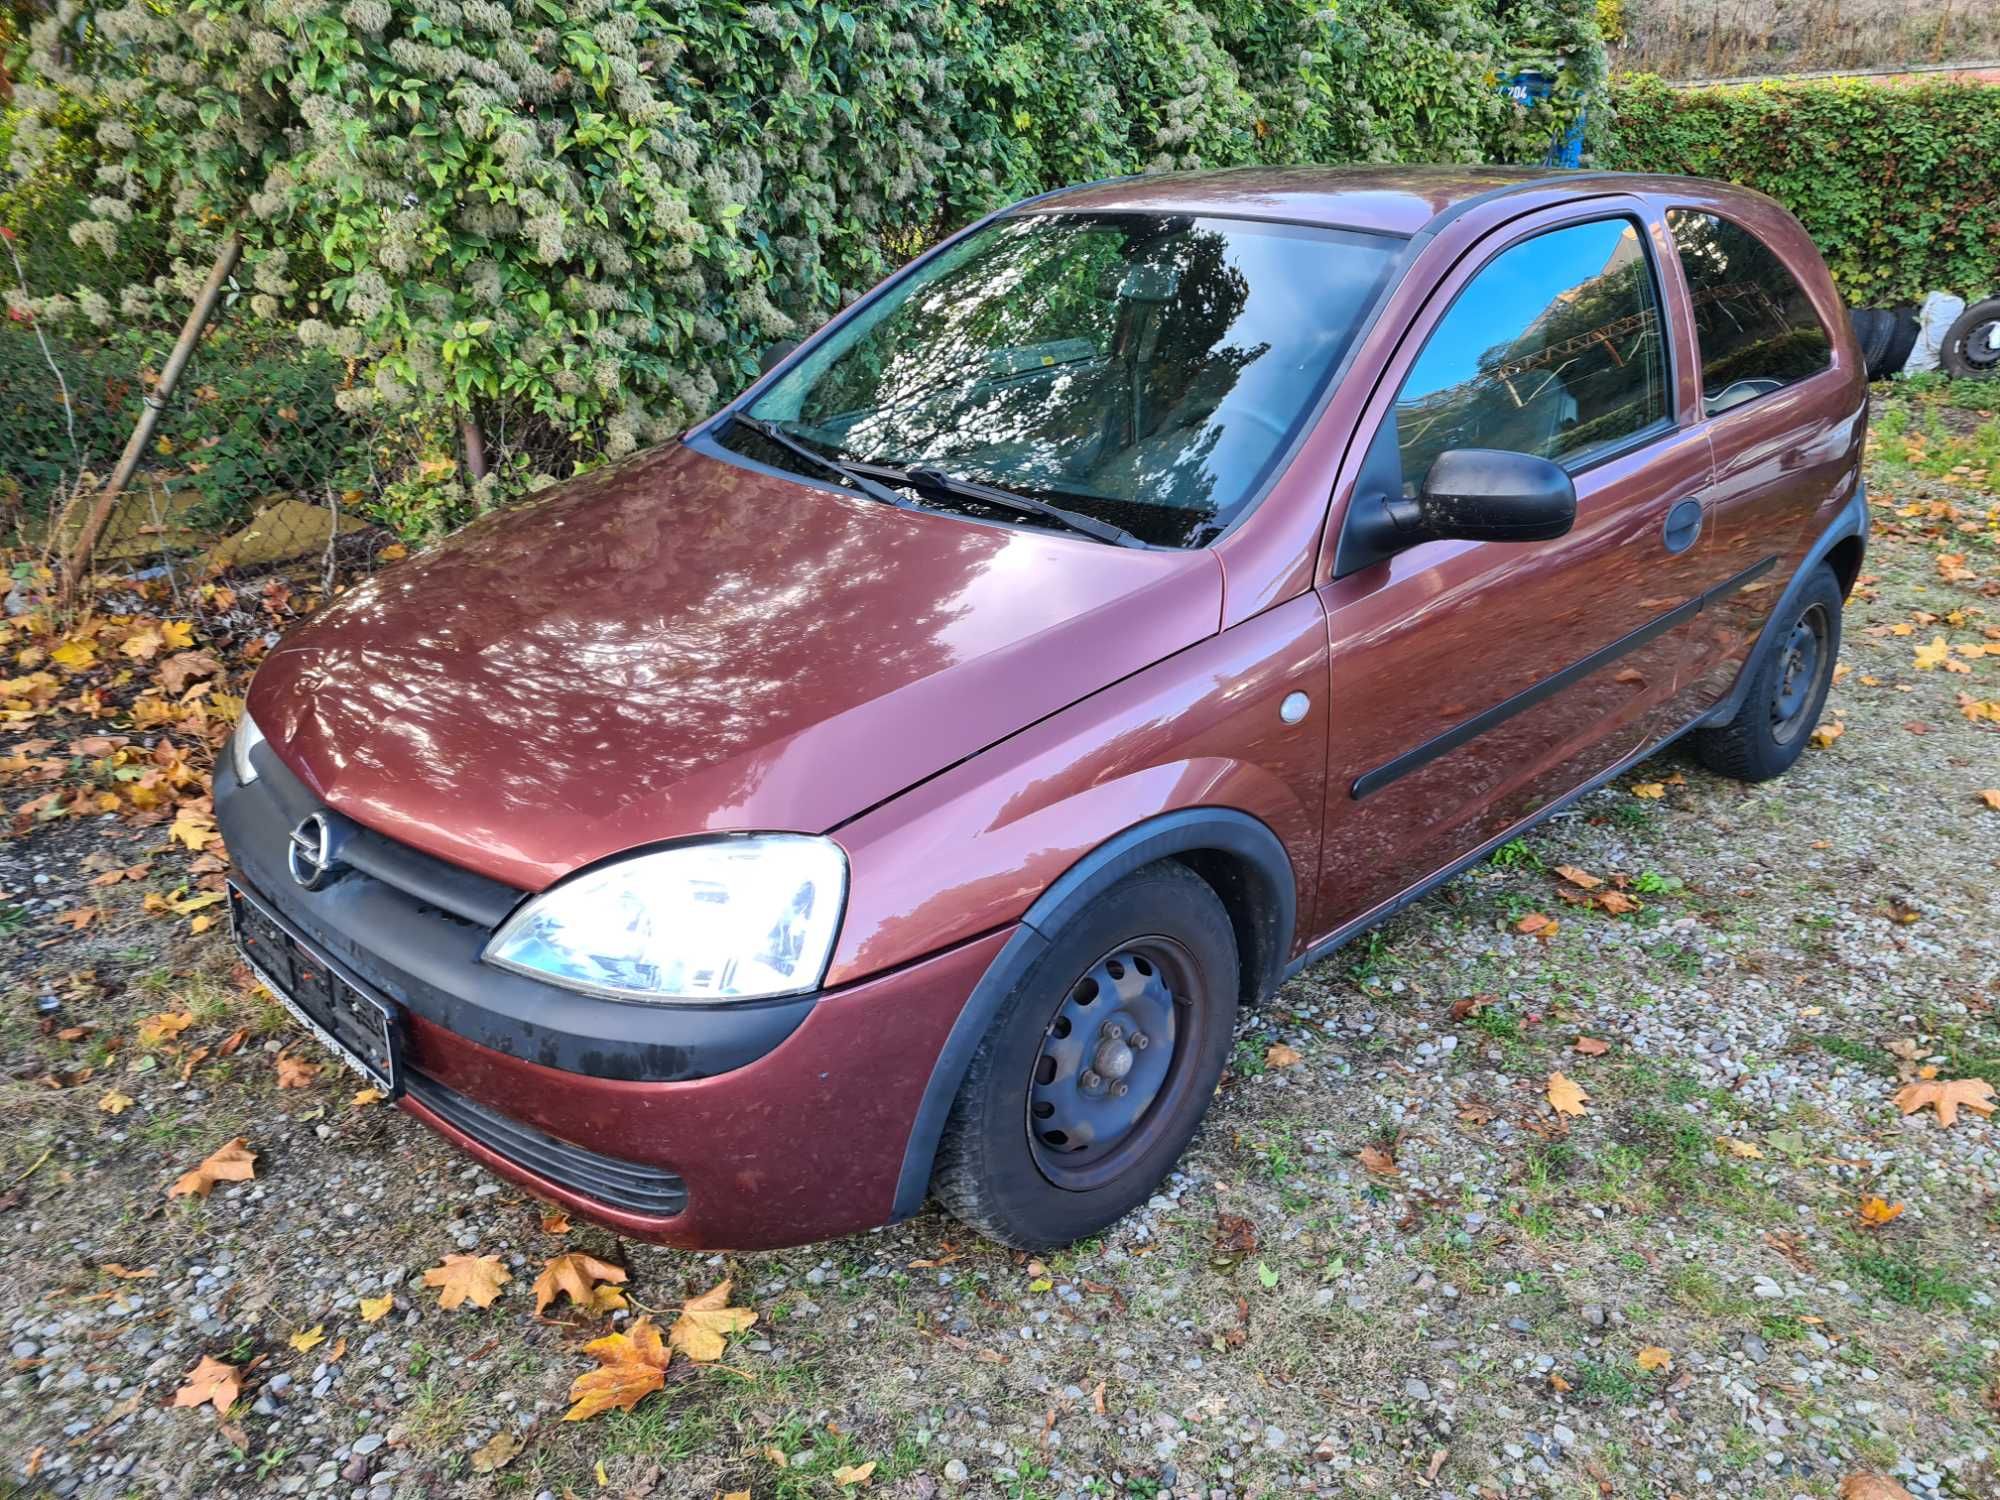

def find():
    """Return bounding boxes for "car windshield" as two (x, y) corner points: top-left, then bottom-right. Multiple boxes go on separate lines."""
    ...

(727, 212), (1403, 547)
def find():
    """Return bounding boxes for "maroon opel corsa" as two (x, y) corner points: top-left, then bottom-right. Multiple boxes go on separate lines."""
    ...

(219, 168), (1865, 1251)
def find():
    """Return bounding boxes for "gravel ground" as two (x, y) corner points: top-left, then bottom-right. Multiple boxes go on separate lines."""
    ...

(4, 386), (1999, 1500)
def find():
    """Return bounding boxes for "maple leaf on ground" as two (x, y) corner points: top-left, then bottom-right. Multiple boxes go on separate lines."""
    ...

(171, 1355), (242, 1416)
(1716, 1136), (1763, 1159)
(1809, 719), (1845, 748)
(1356, 1143), (1399, 1177)
(1516, 912), (1557, 940)
(423, 1254), (511, 1310)
(359, 1295), (395, 1323)
(1264, 1043), (1302, 1069)
(540, 1208), (572, 1235)
(1857, 1195), (1904, 1227)
(469, 1431), (525, 1473)
(1573, 1036), (1611, 1057)
(1892, 1077), (1996, 1128)
(1839, 1475), (1917, 1500)
(1629, 781), (1665, 799)
(668, 1278), (758, 1363)
(1978, 789), (2000, 811)
(1546, 1072), (1589, 1117)
(168, 1138), (257, 1199)
(1552, 864), (1602, 889)
(1912, 635), (1953, 671)
(351, 1088), (384, 1107)
(1448, 994), (1495, 1022)
(564, 1317), (670, 1421)
(136, 1011), (193, 1047)
(157, 649), (221, 695)
(1593, 889), (1642, 916)
(533, 1252), (629, 1316)
(833, 1462), (878, 1487)
(97, 1089), (135, 1115)
(287, 1325), (325, 1353)
(274, 1053), (321, 1089)
(1635, 1346), (1672, 1372)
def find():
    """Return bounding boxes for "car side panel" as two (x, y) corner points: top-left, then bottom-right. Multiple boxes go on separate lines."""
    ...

(823, 594), (1331, 987)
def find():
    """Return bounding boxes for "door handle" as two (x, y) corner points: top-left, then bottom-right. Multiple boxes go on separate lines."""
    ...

(1662, 497), (1704, 555)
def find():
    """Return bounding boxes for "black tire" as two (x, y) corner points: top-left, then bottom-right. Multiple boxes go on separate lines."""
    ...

(1939, 297), (2000, 379)
(1692, 564), (1843, 783)
(1848, 307), (1894, 379)
(931, 861), (1240, 1250)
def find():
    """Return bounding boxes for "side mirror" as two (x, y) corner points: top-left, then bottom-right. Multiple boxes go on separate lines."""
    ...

(1403, 448), (1576, 544)
(758, 339), (800, 376)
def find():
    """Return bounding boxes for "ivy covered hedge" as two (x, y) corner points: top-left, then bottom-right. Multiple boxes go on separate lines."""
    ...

(1603, 74), (2000, 306)
(2, 0), (1600, 532)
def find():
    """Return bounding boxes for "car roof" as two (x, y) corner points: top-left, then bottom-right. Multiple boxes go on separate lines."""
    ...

(1022, 165), (1748, 239)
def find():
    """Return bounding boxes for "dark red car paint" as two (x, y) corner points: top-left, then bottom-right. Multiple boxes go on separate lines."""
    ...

(238, 167), (1867, 1249)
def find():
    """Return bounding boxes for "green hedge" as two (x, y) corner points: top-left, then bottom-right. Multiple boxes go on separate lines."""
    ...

(3, 0), (1601, 534)
(1603, 74), (2000, 305)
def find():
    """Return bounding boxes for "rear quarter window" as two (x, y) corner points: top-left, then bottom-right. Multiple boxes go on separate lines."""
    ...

(1666, 210), (1832, 415)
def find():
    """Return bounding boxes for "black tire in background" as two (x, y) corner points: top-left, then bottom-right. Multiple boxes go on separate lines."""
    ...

(931, 860), (1240, 1250)
(1848, 306), (1895, 378)
(1692, 564), (1844, 784)
(1940, 297), (2000, 379)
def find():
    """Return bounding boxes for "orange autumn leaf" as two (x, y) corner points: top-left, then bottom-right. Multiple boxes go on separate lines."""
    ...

(540, 1207), (573, 1235)
(1635, 1345), (1672, 1372)
(136, 1011), (193, 1046)
(1552, 864), (1602, 889)
(1356, 1144), (1399, 1177)
(667, 1278), (758, 1363)
(833, 1463), (878, 1488)
(1629, 781), (1665, 799)
(171, 1354), (242, 1416)
(1593, 889), (1642, 916)
(1516, 912), (1557, 940)
(1572, 1036), (1611, 1057)
(533, 1252), (629, 1316)
(422, 1254), (511, 1310)
(1978, 789), (2000, 811)
(564, 1316), (670, 1421)
(1892, 1076), (1996, 1129)
(1546, 1072), (1589, 1117)
(1264, 1043), (1302, 1069)
(1839, 1476), (1917, 1500)
(168, 1138), (256, 1199)
(1857, 1195), (1904, 1227)
(274, 1053), (320, 1089)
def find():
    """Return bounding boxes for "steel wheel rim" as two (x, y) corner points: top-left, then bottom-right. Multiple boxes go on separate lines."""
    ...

(1962, 317), (2000, 371)
(1770, 601), (1831, 745)
(1026, 936), (1205, 1192)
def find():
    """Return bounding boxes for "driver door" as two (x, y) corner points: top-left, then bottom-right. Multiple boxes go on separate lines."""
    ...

(1313, 203), (1714, 933)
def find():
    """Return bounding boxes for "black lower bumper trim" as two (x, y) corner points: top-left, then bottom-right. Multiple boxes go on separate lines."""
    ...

(404, 1071), (688, 1217)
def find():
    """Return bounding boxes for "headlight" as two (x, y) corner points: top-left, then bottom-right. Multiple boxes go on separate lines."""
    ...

(231, 710), (267, 785)
(482, 835), (848, 1003)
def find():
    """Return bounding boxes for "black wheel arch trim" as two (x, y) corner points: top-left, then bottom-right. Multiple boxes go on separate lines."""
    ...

(890, 807), (1297, 1221)
(1698, 477), (1868, 731)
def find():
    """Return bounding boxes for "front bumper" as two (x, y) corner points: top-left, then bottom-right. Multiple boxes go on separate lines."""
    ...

(215, 744), (1011, 1248)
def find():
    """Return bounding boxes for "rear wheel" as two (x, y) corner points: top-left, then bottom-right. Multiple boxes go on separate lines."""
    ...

(1692, 564), (1843, 782)
(1940, 297), (2000, 379)
(931, 861), (1239, 1250)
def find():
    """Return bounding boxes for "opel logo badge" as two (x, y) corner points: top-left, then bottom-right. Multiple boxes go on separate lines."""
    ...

(287, 813), (338, 890)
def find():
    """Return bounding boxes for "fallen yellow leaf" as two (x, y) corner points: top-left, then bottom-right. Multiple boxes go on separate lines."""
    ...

(359, 1294), (395, 1323)
(288, 1325), (326, 1353)
(422, 1254), (511, 1310)
(1892, 1076), (1996, 1129)
(170, 1354), (241, 1416)
(1552, 864), (1601, 889)
(351, 1087), (385, 1107)
(833, 1462), (877, 1487)
(1978, 789), (2000, 811)
(1716, 1136), (1763, 1159)
(1857, 1195), (1904, 1227)
(168, 1138), (256, 1199)
(1546, 1072), (1589, 1117)
(469, 1430), (524, 1473)
(667, 1278), (757, 1363)
(97, 1088), (135, 1115)
(1629, 781), (1665, 799)
(275, 1053), (320, 1089)
(1264, 1043), (1302, 1069)
(136, 1011), (193, 1047)
(1635, 1345), (1672, 1371)
(564, 1317), (669, 1421)
(533, 1252), (629, 1317)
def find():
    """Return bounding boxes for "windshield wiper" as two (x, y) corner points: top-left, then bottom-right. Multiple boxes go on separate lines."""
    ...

(843, 461), (1145, 548)
(730, 415), (917, 512)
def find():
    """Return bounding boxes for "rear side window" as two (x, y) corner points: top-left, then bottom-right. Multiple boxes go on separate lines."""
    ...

(1666, 210), (1831, 414)
(1389, 217), (1670, 496)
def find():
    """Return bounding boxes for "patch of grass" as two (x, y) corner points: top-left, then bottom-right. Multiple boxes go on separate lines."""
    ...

(1815, 1035), (1896, 1075)
(1489, 837), (1542, 871)
(1848, 1251), (1975, 1311)
(1575, 1358), (1641, 1404)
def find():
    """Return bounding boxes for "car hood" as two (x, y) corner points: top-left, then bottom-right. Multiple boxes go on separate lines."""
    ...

(248, 440), (1222, 891)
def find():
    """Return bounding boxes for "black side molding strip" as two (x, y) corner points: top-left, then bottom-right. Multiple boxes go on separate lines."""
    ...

(1351, 554), (1776, 800)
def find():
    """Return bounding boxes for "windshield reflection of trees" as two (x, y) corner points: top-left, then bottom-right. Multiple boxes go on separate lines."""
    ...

(796, 216), (1263, 547)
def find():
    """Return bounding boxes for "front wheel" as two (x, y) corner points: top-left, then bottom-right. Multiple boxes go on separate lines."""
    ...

(1692, 563), (1843, 783)
(931, 861), (1240, 1250)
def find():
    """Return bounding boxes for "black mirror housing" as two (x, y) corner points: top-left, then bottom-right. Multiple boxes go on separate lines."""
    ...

(758, 339), (801, 376)
(1411, 448), (1577, 543)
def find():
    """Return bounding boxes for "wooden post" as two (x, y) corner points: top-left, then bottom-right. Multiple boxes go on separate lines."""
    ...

(61, 235), (242, 599)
